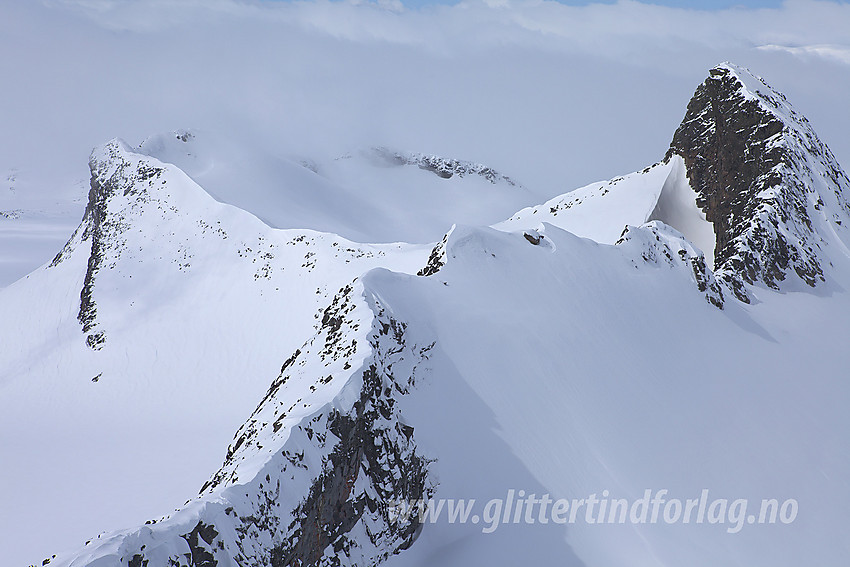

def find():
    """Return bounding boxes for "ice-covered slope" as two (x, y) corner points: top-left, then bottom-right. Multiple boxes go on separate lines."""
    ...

(8, 63), (850, 567)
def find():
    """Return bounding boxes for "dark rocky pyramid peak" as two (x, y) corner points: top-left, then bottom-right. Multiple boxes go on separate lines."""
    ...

(666, 62), (850, 301)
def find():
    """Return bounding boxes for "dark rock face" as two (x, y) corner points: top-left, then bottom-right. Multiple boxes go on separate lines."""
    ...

(272, 359), (431, 567)
(182, 522), (220, 567)
(263, 301), (432, 567)
(49, 170), (114, 342)
(668, 67), (783, 269)
(50, 142), (165, 350)
(188, 285), (433, 567)
(666, 64), (850, 300)
(417, 231), (450, 277)
(77, 172), (112, 341)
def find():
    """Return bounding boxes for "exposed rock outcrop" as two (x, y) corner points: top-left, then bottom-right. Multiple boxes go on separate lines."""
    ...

(666, 63), (850, 301)
(371, 147), (522, 187)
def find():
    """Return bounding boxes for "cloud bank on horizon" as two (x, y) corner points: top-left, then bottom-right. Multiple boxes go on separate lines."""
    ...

(47, 0), (850, 50)
(1, 0), (849, 208)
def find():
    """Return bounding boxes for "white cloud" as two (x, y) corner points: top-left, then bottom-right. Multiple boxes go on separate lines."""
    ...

(2, 0), (848, 195)
(758, 43), (850, 65)
(48, 0), (850, 52)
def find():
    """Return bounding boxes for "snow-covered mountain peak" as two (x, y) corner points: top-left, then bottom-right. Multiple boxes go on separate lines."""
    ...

(493, 62), (850, 308)
(710, 61), (769, 98)
(8, 63), (850, 567)
(42, 137), (431, 357)
(667, 62), (850, 301)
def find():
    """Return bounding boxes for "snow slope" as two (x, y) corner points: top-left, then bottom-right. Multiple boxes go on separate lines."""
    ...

(376, 222), (850, 567)
(40, 221), (850, 567)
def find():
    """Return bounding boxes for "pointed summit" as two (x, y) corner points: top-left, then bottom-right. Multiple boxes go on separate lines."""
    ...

(667, 63), (850, 301)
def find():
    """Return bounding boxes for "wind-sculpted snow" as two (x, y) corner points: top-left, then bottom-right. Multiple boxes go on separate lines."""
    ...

(493, 163), (727, 306)
(496, 162), (669, 245)
(615, 221), (725, 309)
(368, 222), (850, 567)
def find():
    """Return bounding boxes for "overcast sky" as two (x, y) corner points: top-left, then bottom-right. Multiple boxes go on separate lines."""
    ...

(1, 0), (849, 201)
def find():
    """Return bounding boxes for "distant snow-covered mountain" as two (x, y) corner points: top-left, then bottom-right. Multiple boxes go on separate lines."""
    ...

(4, 63), (850, 567)
(136, 131), (533, 244)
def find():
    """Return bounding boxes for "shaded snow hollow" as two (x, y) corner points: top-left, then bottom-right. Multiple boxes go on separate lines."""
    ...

(648, 155), (716, 269)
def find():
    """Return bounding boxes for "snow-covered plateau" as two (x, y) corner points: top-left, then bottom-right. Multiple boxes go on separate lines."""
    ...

(3, 57), (850, 567)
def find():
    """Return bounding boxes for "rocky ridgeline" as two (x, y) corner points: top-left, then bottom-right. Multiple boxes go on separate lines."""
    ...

(48, 281), (435, 567)
(371, 147), (521, 186)
(667, 63), (850, 301)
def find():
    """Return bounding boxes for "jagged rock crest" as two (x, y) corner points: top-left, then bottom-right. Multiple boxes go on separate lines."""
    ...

(666, 63), (850, 301)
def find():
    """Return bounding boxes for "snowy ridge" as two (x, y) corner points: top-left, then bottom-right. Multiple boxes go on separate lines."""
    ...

(667, 62), (850, 301)
(50, 279), (435, 567)
(495, 161), (669, 245)
(42, 138), (429, 357)
(0, 139), (432, 567)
